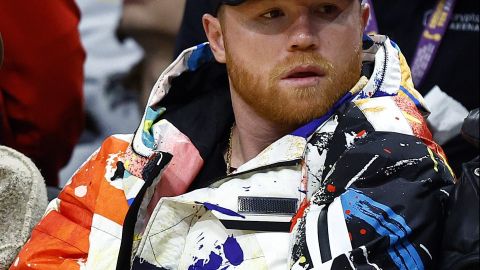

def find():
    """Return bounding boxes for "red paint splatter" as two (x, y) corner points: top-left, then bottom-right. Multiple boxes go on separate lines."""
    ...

(327, 184), (336, 193)
(384, 148), (392, 154)
(356, 130), (367, 138)
(290, 199), (310, 232)
(345, 210), (351, 215)
(349, 232), (353, 241)
(360, 229), (367, 235)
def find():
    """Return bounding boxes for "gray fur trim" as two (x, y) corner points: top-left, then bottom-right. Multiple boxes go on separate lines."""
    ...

(0, 146), (48, 269)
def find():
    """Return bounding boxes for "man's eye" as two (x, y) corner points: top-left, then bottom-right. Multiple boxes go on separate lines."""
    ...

(261, 9), (285, 19)
(318, 5), (339, 15)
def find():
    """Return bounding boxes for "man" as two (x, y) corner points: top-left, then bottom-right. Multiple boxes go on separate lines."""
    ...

(12, 0), (456, 269)
(174, 0), (479, 176)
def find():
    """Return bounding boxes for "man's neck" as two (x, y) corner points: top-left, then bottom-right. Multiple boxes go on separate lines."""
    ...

(229, 89), (294, 169)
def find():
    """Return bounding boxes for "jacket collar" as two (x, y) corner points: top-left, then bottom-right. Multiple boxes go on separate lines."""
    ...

(132, 35), (428, 160)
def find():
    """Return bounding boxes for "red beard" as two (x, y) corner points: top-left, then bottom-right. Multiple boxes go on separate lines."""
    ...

(226, 46), (362, 128)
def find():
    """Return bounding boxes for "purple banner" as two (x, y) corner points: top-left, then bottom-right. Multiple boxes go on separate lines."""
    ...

(411, 0), (457, 86)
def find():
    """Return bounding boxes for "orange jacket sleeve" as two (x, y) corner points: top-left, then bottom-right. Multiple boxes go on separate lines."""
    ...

(10, 136), (132, 269)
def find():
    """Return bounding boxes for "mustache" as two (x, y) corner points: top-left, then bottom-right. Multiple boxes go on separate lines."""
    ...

(269, 53), (334, 81)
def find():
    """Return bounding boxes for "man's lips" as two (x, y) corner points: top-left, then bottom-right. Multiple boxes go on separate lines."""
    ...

(280, 65), (326, 87)
(282, 65), (326, 80)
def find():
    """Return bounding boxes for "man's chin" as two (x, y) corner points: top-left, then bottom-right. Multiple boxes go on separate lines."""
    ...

(251, 99), (330, 128)
(266, 113), (323, 129)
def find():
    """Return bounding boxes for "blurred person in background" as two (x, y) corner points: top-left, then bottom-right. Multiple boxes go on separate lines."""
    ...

(0, 33), (3, 67)
(440, 108), (479, 270)
(59, 0), (144, 186)
(0, 1), (85, 188)
(116, 0), (186, 107)
(60, 0), (186, 186)
(76, 0), (143, 93)
(0, 31), (48, 270)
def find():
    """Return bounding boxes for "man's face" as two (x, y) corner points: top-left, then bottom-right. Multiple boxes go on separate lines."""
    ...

(207, 0), (368, 128)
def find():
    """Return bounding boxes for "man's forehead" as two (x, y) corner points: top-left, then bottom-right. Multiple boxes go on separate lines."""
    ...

(210, 0), (361, 14)
(210, 0), (246, 8)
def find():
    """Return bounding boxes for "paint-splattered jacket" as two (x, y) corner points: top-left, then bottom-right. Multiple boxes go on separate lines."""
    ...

(11, 35), (454, 270)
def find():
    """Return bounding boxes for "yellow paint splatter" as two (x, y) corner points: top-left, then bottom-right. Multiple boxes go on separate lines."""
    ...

(362, 107), (386, 113)
(444, 159), (455, 179)
(299, 256), (307, 264)
(143, 120), (153, 133)
(438, 154), (455, 179)
(398, 53), (416, 90)
(133, 234), (142, 242)
(354, 98), (370, 107)
(402, 112), (422, 124)
(350, 76), (369, 95)
(427, 147), (439, 173)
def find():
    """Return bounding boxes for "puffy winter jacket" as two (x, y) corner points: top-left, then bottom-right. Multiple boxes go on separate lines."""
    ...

(11, 35), (456, 270)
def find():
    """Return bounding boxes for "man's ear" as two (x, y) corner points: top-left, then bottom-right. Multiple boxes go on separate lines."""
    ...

(202, 14), (226, 63)
(360, 3), (371, 33)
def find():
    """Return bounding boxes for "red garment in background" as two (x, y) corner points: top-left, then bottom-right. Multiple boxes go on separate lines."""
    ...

(0, 1), (85, 186)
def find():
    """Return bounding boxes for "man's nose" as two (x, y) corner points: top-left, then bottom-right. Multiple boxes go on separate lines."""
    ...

(287, 15), (319, 52)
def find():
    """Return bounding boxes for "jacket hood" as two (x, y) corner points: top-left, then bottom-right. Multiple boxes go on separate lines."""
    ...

(132, 35), (429, 158)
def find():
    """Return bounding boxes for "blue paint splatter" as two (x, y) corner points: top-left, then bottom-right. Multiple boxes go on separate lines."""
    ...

(189, 235), (245, 269)
(390, 39), (401, 52)
(223, 236), (244, 266)
(400, 86), (426, 111)
(189, 252), (222, 270)
(341, 189), (424, 270)
(196, 201), (245, 219)
(187, 43), (214, 71)
(127, 198), (135, 206)
(291, 91), (355, 138)
(141, 107), (165, 148)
